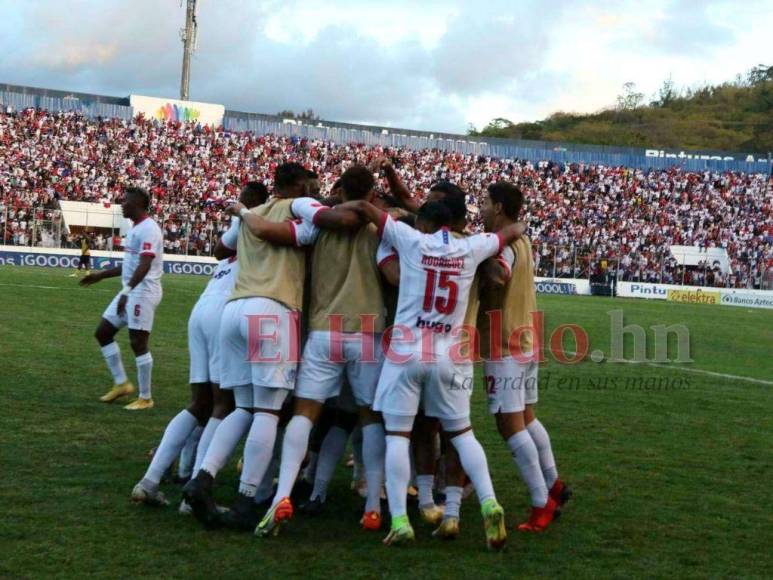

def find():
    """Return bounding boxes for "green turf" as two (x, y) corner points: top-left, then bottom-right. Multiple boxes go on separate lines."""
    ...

(1, 266), (771, 579)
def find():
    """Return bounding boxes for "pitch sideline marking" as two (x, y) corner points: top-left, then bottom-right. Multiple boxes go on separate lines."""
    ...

(551, 348), (773, 386)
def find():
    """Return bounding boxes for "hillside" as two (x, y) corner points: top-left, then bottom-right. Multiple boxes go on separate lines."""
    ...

(471, 66), (773, 153)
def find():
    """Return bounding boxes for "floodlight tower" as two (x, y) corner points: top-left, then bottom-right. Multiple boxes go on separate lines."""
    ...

(179, 0), (198, 101)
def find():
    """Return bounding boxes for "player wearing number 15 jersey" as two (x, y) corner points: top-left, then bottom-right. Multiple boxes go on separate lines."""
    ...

(338, 198), (526, 551)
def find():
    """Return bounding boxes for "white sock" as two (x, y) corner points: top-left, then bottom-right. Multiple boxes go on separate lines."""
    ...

(385, 435), (411, 519)
(135, 353), (153, 399)
(272, 415), (313, 504)
(508, 430), (548, 507)
(200, 408), (252, 477)
(193, 417), (221, 475)
(101, 342), (127, 385)
(310, 426), (348, 502)
(416, 474), (435, 507)
(178, 425), (203, 479)
(143, 410), (198, 487)
(450, 431), (495, 505)
(444, 486), (463, 519)
(527, 419), (558, 488)
(240, 413), (280, 499)
(362, 423), (386, 513)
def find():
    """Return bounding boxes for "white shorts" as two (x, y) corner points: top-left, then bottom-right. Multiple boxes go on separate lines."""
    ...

(484, 356), (539, 414)
(188, 296), (228, 384)
(218, 297), (300, 391)
(102, 291), (161, 332)
(295, 331), (384, 407)
(373, 356), (474, 421)
(233, 385), (290, 410)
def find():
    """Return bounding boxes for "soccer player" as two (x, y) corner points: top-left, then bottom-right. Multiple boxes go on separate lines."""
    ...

(130, 183), (268, 506)
(70, 234), (91, 276)
(80, 187), (163, 410)
(338, 198), (526, 550)
(250, 165), (390, 536)
(479, 182), (571, 531)
(182, 163), (359, 528)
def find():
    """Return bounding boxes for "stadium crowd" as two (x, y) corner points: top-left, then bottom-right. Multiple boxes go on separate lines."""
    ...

(1, 108), (771, 287)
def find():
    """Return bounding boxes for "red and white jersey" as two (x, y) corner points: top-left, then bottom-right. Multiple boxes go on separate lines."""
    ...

(379, 214), (503, 354)
(220, 217), (240, 251)
(201, 256), (238, 300)
(122, 216), (163, 295)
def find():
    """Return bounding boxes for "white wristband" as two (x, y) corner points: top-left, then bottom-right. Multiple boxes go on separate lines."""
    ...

(120, 285), (132, 297)
(239, 207), (250, 218)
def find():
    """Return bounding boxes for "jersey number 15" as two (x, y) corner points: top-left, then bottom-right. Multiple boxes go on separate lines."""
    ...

(422, 269), (459, 314)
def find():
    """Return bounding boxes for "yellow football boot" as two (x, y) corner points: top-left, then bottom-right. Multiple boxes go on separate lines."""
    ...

(99, 381), (135, 403)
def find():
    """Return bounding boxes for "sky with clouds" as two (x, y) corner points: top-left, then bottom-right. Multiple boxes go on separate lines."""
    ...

(0, 0), (771, 133)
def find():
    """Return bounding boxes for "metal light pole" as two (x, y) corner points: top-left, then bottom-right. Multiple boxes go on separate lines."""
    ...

(179, 0), (198, 101)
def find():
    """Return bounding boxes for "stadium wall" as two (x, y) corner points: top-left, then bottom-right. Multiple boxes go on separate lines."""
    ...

(2, 83), (771, 173)
(4, 246), (772, 309)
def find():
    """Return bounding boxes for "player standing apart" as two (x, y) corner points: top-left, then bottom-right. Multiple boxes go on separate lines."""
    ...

(80, 187), (163, 410)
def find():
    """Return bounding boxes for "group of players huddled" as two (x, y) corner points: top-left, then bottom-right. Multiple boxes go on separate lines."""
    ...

(81, 160), (571, 550)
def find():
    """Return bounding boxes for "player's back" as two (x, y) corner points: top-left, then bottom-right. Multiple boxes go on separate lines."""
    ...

(308, 223), (386, 333)
(230, 198), (306, 310)
(383, 219), (501, 356)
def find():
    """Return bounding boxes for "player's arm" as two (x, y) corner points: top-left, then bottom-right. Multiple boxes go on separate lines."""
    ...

(214, 217), (239, 259)
(479, 247), (514, 290)
(292, 196), (362, 230)
(227, 203), (296, 246)
(335, 199), (387, 228)
(115, 254), (153, 316)
(496, 221), (527, 250)
(377, 239), (400, 286)
(371, 157), (420, 213)
(80, 266), (121, 286)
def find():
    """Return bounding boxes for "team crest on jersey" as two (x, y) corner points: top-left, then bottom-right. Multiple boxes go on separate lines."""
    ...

(142, 242), (152, 250)
(442, 229), (449, 244)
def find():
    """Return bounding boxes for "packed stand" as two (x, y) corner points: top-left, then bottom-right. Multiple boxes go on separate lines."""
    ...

(1, 108), (771, 287)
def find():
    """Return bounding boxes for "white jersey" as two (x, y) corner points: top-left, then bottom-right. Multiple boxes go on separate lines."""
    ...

(379, 215), (502, 355)
(200, 256), (239, 300)
(122, 216), (163, 295)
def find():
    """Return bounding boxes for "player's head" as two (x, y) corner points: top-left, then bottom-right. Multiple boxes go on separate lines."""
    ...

(426, 181), (467, 232)
(274, 162), (309, 198)
(239, 181), (269, 209)
(330, 178), (344, 198)
(481, 181), (523, 232)
(305, 170), (322, 199)
(340, 165), (375, 201)
(415, 200), (452, 234)
(121, 187), (150, 220)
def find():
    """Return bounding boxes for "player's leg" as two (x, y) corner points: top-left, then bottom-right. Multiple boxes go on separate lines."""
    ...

(523, 361), (571, 507)
(132, 382), (212, 506)
(433, 434), (464, 539)
(299, 403), (335, 487)
(193, 384), (234, 476)
(95, 306), (133, 403)
(382, 413), (416, 545)
(305, 407), (356, 510)
(124, 328), (154, 409)
(358, 407), (385, 530)
(412, 413), (444, 525)
(429, 362), (506, 551)
(123, 292), (161, 409)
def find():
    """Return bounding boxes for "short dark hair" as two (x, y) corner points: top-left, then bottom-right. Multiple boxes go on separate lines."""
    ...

(340, 165), (375, 200)
(241, 181), (269, 208)
(487, 182), (523, 219)
(125, 186), (150, 210)
(396, 213), (416, 228)
(430, 181), (467, 223)
(306, 170), (319, 180)
(417, 201), (452, 231)
(274, 162), (309, 191)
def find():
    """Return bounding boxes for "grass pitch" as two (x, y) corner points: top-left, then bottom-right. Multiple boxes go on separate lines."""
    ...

(1, 266), (771, 579)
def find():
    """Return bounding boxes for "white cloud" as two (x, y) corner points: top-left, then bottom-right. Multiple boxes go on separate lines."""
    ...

(0, 0), (770, 133)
